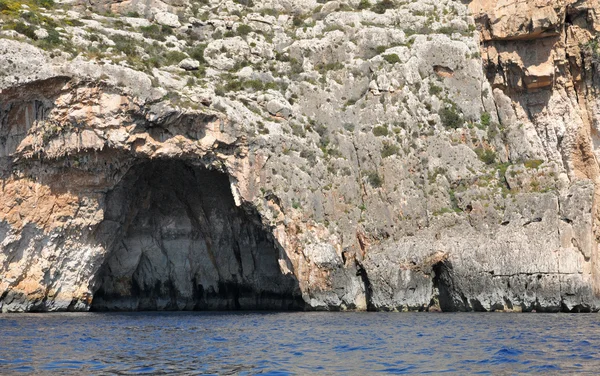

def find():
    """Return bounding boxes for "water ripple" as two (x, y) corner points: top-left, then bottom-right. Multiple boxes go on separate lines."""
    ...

(0, 312), (599, 374)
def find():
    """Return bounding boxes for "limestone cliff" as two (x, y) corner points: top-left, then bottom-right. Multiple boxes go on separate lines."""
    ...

(0, 0), (599, 312)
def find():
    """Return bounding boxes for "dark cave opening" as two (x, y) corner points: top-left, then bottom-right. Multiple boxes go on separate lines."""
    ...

(432, 260), (469, 312)
(91, 160), (305, 311)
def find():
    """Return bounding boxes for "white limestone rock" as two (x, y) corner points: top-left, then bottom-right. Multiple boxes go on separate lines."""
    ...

(178, 58), (200, 71)
(153, 10), (181, 28)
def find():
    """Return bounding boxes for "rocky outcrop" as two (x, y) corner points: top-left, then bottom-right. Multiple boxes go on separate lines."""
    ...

(1, 0), (600, 312)
(467, 0), (600, 308)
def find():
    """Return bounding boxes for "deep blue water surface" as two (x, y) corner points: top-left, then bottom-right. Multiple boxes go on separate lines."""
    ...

(1, 312), (599, 374)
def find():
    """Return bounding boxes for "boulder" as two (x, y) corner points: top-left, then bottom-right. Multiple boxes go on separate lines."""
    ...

(178, 58), (200, 71)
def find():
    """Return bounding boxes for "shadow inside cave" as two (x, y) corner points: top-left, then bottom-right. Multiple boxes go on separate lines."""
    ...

(91, 160), (305, 311)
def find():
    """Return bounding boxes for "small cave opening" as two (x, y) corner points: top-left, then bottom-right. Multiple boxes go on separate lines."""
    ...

(91, 160), (305, 311)
(432, 260), (469, 312)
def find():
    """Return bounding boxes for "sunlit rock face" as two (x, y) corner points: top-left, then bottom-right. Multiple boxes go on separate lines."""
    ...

(92, 161), (305, 311)
(2, 0), (600, 312)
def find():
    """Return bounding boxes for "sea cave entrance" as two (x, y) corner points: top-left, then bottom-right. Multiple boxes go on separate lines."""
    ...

(91, 160), (304, 311)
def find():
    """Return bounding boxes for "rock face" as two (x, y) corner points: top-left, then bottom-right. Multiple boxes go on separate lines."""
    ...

(1, 0), (600, 312)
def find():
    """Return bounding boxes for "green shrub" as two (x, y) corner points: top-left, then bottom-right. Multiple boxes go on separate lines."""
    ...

(259, 8), (278, 17)
(230, 60), (250, 71)
(433, 207), (455, 216)
(381, 142), (399, 158)
(487, 122), (505, 140)
(244, 79), (264, 91)
(440, 105), (462, 129)
(300, 149), (316, 162)
(315, 61), (344, 74)
(475, 147), (496, 165)
(367, 171), (383, 187)
(1, 0), (53, 12)
(234, 0), (254, 6)
(164, 50), (187, 65)
(0, 0), (21, 13)
(429, 83), (442, 96)
(140, 24), (172, 41)
(37, 28), (61, 48)
(292, 123), (306, 137)
(224, 78), (243, 92)
(264, 81), (279, 90)
(323, 24), (344, 33)
(188, 43), (207, 63)
(437, 26), (457, 35)
(497, 162), (511, 180)
(292, 14), (306, 26)
(14, 22), (37, 39)
(35, 0), (53, 7)
(382, 53), (400, 64)
(373, 125), (389, 137)
(112, 34), (137, 56)
(371, 0), (395, 14)
(524, 159), (543, 169)
(357, 0), (370, 10)
(343, 123), (355, 132)
(290, 58), (304, 75)
(345, 98), (357, 107)
(375, 45), (387, 54)
(584, 37), (599, 59)
(275, 52), (290, 62)
(292, 200), (301, 209)
(449, 189), (462, 212)
(481, 112), (491, 127)
(236, 24), (252, 36)
(214, 86), (225, 96)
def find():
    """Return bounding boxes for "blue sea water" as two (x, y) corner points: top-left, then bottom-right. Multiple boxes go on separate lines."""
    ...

(0, 312), (599, 374)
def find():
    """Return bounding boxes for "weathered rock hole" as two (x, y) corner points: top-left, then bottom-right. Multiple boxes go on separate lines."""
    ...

(523, 217), (543, 226)
(91, 160), (305, 311)
(433, 65), (454, 78)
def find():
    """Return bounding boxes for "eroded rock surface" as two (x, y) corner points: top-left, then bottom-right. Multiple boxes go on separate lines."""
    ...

(1, 0), (600, 312)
